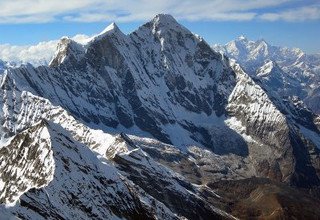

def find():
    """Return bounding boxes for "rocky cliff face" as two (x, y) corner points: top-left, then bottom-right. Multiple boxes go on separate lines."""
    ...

(1, 14), (320, 219)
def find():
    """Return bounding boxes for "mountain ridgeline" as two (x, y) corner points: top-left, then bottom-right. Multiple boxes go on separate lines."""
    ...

(1, 14), (320, 219)
(214, 36), (320, 115)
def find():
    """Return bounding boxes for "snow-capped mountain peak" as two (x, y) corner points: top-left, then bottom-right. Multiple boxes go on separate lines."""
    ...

(152, 13), (178, 26)
(214, 37), (320, 114)
(100, 22), (120, 34)
(147, 13), (190, 36)
(49, 37), (85, 67)
(237, 35), (247, 41)
(91, 22), (125, 42)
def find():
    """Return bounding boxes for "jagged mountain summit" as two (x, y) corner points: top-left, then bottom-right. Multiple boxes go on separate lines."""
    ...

(1, 14), (320, 219)
(214, 36), (320, 114)
(213, 35), (320, 75)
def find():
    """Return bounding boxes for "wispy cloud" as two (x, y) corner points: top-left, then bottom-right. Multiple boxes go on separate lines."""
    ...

(0, 0), (318, 23)
(259, 5), (320, 21)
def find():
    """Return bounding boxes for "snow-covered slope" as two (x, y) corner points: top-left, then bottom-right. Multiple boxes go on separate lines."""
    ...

(255, 60), (305, 98)
(214, 36), (320, 114)
(1, 121), (196, 219)
(1, 14), (320, 219)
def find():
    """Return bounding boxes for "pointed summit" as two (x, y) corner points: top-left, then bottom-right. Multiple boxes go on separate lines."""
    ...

(89, 22), (125, 43)
(49, 37), (84, 67)
(143, 14), (189, 35)
(152, 14), (178, 25)
(148, 14), (187, 31)
(99, 22), (121, 35)
(237, 35), (248, 41)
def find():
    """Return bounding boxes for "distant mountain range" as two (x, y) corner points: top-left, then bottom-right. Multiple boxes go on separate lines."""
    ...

(1, 15), (320, 219)
(214, 36), (320, 114)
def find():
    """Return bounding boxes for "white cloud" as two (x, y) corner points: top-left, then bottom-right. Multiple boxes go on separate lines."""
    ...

(0, 41), (57, 65)
(0, 34), (91, 66)
(0, 0), (312, 23)
(259, 5), (320, 22)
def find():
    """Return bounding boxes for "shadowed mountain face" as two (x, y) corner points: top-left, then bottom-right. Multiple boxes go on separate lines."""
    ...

(0, 14), (320, 219)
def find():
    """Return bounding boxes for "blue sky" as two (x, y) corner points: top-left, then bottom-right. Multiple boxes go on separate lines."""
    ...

(0, 0), (320, 53)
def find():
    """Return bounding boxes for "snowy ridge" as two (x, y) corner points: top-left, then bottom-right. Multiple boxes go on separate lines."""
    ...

(0, 121), (54, 205)
(2, 121), (187, 219)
